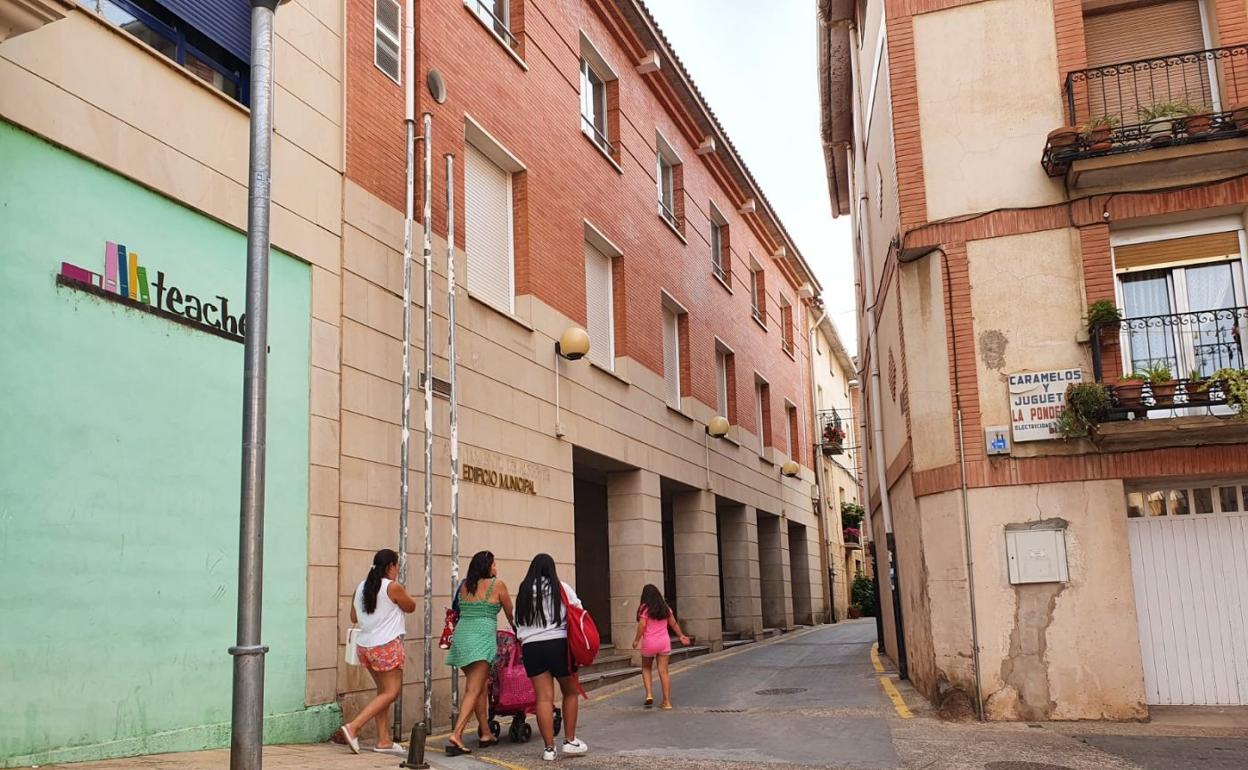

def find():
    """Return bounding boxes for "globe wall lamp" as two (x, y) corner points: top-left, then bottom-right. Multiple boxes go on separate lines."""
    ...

(781, 460), (801, 478)
(554, 327), (590, 437)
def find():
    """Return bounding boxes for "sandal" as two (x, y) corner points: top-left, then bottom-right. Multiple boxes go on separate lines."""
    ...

(478, 736), (500, 748)
(660, 702), (673, 711)
(643, 696), (654, 709)
(445, 737), (472, 756)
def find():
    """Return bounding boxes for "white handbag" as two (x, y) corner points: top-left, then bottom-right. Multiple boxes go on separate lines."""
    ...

(345, 627), (361, 666)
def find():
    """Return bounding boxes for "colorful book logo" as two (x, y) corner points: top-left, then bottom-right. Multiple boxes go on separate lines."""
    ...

(60, 241), (245, 339)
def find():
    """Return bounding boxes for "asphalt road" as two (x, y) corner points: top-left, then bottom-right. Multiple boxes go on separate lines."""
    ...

(439, 620), (1248, 770)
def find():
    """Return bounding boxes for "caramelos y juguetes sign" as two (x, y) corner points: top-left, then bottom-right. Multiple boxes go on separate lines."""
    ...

(59, 241), (245, 342)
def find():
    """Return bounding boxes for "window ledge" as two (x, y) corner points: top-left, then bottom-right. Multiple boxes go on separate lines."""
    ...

(462, 3), (529, 71)
(666, 404), (694, 422)
(782, 345), (797, 361)
(752, 314), (768, 332)
(589, 358), (630, 385)
(660, 213), (688, 244)
(713, 271), (732, 294)
(467, 291), (534, 332)
(757, 451), (775, 466)
(582, 130), (624, 174)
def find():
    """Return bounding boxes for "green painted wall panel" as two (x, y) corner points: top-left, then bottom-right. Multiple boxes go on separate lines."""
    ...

(0, 122), (325, 765)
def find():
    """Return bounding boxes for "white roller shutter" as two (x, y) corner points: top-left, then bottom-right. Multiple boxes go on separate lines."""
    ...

(584, 242), (613, 369)
(464, 144), (513, 315)
(715, 350), (728, 415)
(663, 307), (680, 408)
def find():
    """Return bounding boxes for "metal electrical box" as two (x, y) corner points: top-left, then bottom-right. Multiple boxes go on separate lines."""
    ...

(1005, 524), (1069, 584)
(985, 425), (1011, 456)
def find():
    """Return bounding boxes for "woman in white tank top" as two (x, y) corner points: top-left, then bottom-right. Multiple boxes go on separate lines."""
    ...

(335, 549), (415, 756)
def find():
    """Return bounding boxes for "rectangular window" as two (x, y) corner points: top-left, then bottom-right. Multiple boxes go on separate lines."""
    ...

(374, 0), (401, 83)
(580, 60), (609, 149)
(464, 142), (515, 315)
(786, 403), (799, 459)
(81, 0), (249, 102)
(749, 256), (766, 325)
(755, 378), (772, 454)
(710, 205), (729, 284)
(780, 297), (794, 355)
(663, 305), (682, 409)
(584, 241), (614, 370)
(714, 350), (729, 420)
(656, 132), (683, 231)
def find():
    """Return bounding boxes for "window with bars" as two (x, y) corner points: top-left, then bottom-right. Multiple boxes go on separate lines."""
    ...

(786, 403), (800, 460)
(750, 257), (766, 326)
(662, 303), (684, 410)
(714, 341), (736, 422)
(656, 132), (683, 231)
(710, 205), (730, 284)
(780, 298), (794, 355)
(755, 378), (772, 454)
(374, 0), (401, 83)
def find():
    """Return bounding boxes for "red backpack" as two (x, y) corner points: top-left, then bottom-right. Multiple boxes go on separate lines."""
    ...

(559, 583), (600, 669)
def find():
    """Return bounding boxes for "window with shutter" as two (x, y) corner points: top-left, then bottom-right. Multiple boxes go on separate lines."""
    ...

(584, 242), (614, 370)
(755, 379), (771, 453)
(715, 350), (728, 416)
(464, 144), (514, 315)
(374, 0), (401, 83)
(663, 307), (681, 409)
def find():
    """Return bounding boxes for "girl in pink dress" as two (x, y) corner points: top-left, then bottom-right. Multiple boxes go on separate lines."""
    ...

(632, 584), (690, 710)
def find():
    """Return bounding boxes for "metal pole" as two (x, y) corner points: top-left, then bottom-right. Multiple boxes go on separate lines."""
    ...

(229, 3), (279, 768)
(446, 152), (461, 727)
(421, 112), (434, 729)
(957, 409), (985, 719)
(394, 0), (417, 741)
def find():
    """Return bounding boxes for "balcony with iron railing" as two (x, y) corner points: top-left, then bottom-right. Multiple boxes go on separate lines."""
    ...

(467, 0), (520, 53)
(1043, 44), (1248, 184)
(1090, 306), (1247, 421)
(817, 407), (849, 457)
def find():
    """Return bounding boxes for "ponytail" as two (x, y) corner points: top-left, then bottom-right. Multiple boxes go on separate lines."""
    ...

(363, 548), (399, 614)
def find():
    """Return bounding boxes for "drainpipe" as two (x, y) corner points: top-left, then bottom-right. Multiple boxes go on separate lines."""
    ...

(229, 3), (286, 769)
(808, 310), (833, 623)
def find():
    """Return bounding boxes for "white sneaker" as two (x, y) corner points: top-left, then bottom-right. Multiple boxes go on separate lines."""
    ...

(542, 746), (558, 761)
(562, 738), (588, 756)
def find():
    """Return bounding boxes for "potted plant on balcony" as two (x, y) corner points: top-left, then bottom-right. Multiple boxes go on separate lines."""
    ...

(1230, 103), (1248, 133)
(1079, 115), (1118, 151)
(1115, 371), (1147, 413)
(1211, 368), (1248, 416)
(1057, 382), (1112, 438)
(822, 422), (845, 456)
(1185, 367), (1212, 406)
(1142, 361), (1177, 407)
(1139, 103), (1196, 145)
(841, 502), (865, 530)
(843, 526), (861, 545)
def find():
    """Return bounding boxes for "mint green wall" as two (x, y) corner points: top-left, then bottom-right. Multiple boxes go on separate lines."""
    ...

(0, 123), (335, 766)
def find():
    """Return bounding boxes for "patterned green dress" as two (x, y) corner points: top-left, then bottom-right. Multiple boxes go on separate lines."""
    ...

(445, 577), (502, 668)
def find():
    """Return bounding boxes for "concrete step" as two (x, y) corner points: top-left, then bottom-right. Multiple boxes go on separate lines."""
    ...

(761, 627), (783, 639)
(579, 651), (633, 676)
(579, 666), (640, 692)
(670, 644), (711, 663)
(578, 644), (712, 692)
(723, 638), (754, 649)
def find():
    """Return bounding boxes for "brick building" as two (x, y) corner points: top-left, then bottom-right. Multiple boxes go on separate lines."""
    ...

(820, 0), (1248, 720)
(0, 0), (826, 764)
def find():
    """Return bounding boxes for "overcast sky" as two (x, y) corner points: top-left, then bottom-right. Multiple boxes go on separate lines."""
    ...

(646, 0), (857, 349)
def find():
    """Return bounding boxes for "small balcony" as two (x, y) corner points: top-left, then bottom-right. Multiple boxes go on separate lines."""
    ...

(1043, 44), (1248, 188)
(1088, 306), (1248, 448)
(818, 408), (848, 457)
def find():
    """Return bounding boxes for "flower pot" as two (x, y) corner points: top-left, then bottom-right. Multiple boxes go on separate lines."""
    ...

(1147, 119), (1177, 146)
(1183, 113), (1213, 136)
(1231, 103), (1248, 133)
(1116, 382), (1146, 412)
(1084, 126), (1113, 152)
(1150, 380), (1178, 408)
(1184, 381), (1212, 406)
(1048, 126), (1080, 148)
(848, 606), (862, 619)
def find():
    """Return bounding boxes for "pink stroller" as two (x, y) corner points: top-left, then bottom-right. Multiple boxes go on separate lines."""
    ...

(487, 630), (562, 742)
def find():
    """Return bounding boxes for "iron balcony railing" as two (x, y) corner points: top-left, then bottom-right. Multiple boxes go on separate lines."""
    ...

(818, 407), (848, 456)
(1091, 306), (1248, 414)
(468, 0), (519, 52)
(1043, 44), (1248, 175)
(751, 304), (764, 325)
(658, 198), (682, 230)
(581, 117), (615, 157)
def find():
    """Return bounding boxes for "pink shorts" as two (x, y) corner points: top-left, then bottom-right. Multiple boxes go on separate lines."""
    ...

(358, 637), (405, 672)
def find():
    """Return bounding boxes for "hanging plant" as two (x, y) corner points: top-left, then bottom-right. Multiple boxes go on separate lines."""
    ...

(1211, 368), (1248, 416)
(1057, 382), (1112, 438)
(1085, 299), (1122, 334)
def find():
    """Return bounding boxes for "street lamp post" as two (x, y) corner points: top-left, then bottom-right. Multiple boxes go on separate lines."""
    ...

(229, 2), (286, 768)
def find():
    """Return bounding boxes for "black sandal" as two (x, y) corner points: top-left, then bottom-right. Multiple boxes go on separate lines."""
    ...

(445, 738), (472, 756)
(478, 736), (499, 748)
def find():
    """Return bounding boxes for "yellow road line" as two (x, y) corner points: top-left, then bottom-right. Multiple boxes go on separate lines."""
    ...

(870, 643), (885, 673)
(476, 756), (531, 770)
(878, 675), (913, 719)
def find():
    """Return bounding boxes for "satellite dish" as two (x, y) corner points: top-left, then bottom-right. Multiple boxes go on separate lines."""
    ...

(427, 69), (447, 104)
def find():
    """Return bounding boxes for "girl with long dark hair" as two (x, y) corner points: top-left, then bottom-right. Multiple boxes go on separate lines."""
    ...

(632, 584), (690, 710)
(514, 554), (588, 761)
(444, 550), (513, 754)
(336, 548), (416, 755)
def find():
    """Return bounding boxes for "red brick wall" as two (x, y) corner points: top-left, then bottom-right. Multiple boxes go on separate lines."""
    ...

(345, 0), (814, 465)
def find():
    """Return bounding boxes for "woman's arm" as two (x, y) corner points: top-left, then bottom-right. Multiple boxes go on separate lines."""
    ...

(350, 603), (358, 624)
(667, 613), (690, 646)
(388, 580), (418, 613)
(633, 615), (647, 649)
(497, 581), (515, 627)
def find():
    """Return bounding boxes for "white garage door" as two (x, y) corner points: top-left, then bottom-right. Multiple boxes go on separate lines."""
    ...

(1127, 484), (1248, 705)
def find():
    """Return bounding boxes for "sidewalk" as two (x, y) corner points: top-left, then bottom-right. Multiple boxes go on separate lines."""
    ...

(43, 743), (503, 770)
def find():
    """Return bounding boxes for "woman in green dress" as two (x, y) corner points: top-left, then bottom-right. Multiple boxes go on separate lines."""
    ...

(446, 550), (513, 754)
